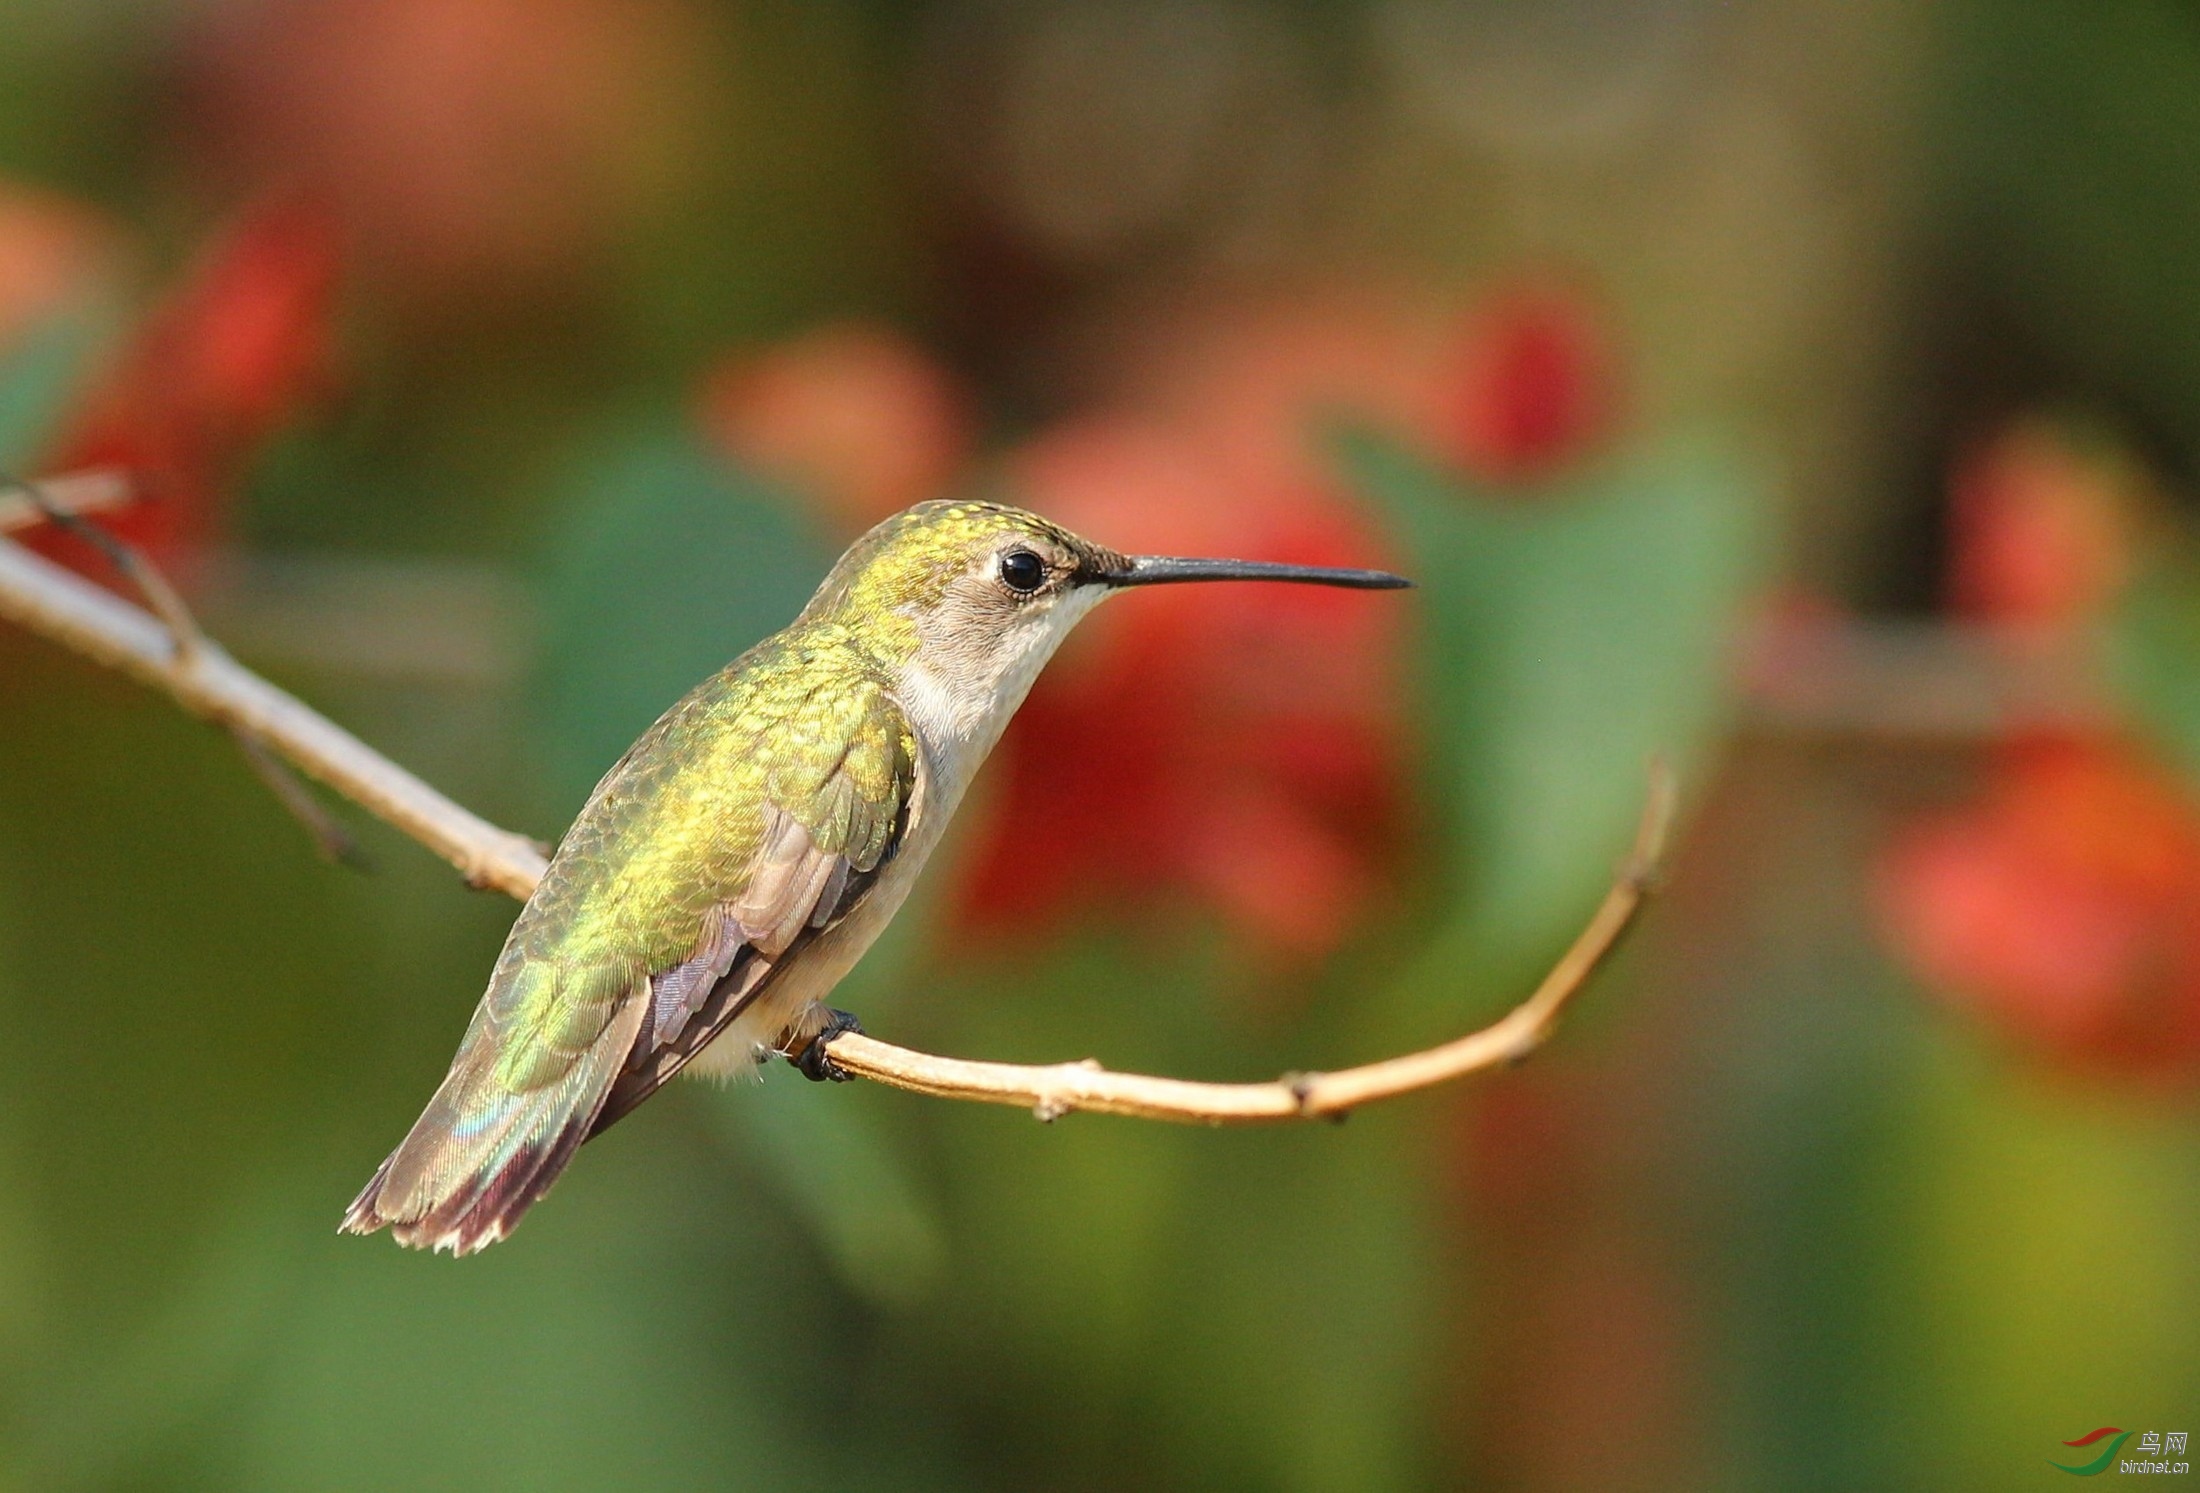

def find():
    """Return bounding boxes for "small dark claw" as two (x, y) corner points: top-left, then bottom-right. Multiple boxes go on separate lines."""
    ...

(790, 1008), (865, 1083)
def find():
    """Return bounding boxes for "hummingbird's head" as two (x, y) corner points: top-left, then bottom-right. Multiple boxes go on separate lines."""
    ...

(811, 499), (1409, 742)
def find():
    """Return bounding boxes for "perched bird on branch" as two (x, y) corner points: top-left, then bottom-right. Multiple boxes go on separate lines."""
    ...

(341, 499), (1409, 1254)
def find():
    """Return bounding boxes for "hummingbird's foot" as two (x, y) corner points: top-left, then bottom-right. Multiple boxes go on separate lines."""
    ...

(790, 1008), (864, 1083)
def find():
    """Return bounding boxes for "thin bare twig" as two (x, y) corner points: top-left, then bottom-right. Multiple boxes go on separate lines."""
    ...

(229, 730), (374, 870)
(0, 471), (134, 536)
(0, 493), (1671, 1123)
(12, 477), (208, 668)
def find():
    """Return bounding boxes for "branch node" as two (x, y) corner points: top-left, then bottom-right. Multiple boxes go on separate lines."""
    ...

(11, 480), (204, 666)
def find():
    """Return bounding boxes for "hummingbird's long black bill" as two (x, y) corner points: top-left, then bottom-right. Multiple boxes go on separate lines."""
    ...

(1099, 555), (1413, 589)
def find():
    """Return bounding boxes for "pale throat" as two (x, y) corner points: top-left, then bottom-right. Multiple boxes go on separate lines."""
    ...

(893, 585), (1108, 792)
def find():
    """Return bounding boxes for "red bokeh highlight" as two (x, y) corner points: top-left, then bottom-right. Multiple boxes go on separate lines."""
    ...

(699, 323), (974, 539)
(1880, 734), (2200, 1075)
(42, 200), (343, 561)
(1430, 278), (1620, 487)
(1101, 288), (1445, 493)
(1946, 420), (2136, 628)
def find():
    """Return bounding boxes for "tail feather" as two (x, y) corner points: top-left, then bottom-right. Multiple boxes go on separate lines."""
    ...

(341, 997), (648, 1255)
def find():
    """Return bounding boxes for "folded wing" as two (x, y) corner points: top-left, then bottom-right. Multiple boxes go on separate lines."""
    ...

(342, 659), (916, 1254)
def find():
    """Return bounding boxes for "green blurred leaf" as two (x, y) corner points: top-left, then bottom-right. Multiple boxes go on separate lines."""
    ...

(4, 1179), (306, 1490)
(0, 307), (102, 472)
(1333, 429), (1769, 1019)
(212, 1150), (816, 1493)
(1147, 1109), (1441, 1493)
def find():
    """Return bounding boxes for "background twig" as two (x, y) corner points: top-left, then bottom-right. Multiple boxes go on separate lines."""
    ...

(7, 478), (369, 867)
(0, 471), (133, 535)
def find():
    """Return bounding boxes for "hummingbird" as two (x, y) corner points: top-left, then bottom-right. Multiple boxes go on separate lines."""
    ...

(341, 499), (1409, 1253)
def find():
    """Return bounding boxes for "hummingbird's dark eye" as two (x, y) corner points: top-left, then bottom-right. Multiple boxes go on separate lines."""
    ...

(998, 548), (1047, 594)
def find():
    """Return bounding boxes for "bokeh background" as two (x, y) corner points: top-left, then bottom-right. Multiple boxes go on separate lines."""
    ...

(1, 1), (2197, 1488)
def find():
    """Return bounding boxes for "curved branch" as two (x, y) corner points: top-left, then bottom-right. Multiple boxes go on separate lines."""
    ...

(0, 501), (1674, 1124)
(824, 774), (1670, 1122)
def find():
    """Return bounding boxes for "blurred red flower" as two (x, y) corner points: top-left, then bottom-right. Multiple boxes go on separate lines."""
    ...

(1946, 418), (2138, 628)
(1880, 418), (2200, 1078)
(698, 323), (974, 539)
(1108, 274), (1623, 494)
(41, 200), (343, 562)
(957, 397), (1406, 966)
(1879, 733), (2200, 1076)
(1429, 277), (1620, 487)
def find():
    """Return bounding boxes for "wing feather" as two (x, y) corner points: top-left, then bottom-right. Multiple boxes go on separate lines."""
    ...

(590, 790), (912, 1134)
